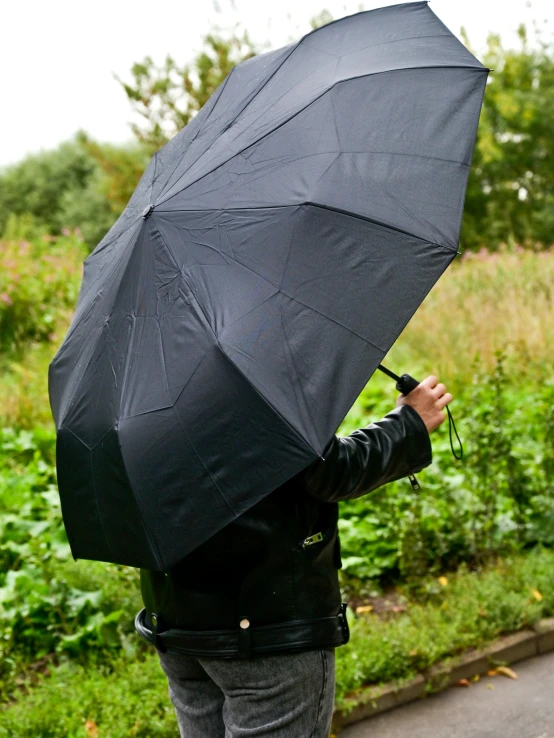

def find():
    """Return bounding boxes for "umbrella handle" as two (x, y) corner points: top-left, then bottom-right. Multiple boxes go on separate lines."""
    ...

(395, 373), (420, 395)
(377, 364), (463, 460)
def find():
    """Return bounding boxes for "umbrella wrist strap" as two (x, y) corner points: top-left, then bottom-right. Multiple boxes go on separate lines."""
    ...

(377, 364), (463, 460)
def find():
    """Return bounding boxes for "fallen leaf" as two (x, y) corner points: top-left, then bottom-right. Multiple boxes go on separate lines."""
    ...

(438, 576), (448, 587)
(355, 605), (373, 614)
(471, 674), (481, 682)
(487, 683), (495, 690)
(84, 720), (99, 738)
(487, 669), (498, 677)
(391, 605), (406, 613)
(532, 589), (543, 601)
(455, 678), (470, 688)
(496, 665), (518, 680)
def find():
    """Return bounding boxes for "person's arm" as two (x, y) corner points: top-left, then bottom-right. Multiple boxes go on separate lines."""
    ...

(302, 375), (452, 502)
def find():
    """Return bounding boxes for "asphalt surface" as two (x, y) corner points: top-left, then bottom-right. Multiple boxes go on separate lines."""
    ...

(340, 651), (554, 738)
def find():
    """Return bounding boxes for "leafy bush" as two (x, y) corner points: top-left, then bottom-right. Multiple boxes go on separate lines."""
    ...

(0, 429), (142, 700)
(0, 134), (148, 249)
(0, 548), (553, 731)
(0, 653), (174, 737)
(338, 355), (554, 587)
(335, 547), (554, 710)
(0, 229), (86, 353)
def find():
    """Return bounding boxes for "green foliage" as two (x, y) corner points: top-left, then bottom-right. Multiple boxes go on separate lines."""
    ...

(338, 356), (554, 588)
(0, 230), (86, 354)
(462, 27), (554, 250)
(0, 134), (149, 250)
(0, 135), (97, 238)
(0, 549), (553, 731)
(117, 32), (257, 155)
(0, 654), (174, 737)
(0, 429), (142, 701)
(335, 547), (554, 709)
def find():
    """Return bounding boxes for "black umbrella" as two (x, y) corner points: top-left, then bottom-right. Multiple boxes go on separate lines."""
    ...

(49, 1), (488, 571)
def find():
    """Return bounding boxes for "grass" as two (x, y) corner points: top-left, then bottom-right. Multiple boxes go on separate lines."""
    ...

(1, 547), (553, 733)
(335, 546), (554, 709)
(369, 247), (554, 395)
(0, 653), (175, 738)
(1, 245), (553, 430)
(1, 240), (554, 730)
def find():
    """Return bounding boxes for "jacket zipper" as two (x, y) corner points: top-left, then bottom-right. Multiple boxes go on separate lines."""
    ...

(300, 531), (324, 549)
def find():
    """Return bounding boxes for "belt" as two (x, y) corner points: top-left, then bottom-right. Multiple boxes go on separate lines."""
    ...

(135, 604), (350, 659)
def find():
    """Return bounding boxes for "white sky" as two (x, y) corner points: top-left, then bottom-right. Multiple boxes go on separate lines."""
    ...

(1, 0), (552, 168)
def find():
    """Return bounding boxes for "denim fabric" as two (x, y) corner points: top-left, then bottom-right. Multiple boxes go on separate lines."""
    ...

(157, 648), (336, 737)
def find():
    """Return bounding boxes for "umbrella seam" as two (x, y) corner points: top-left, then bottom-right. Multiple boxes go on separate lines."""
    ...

(114, 424), (164, 570)
(322, 150), (470, 167)
(307, 33), (454, 58)
(89, 447), (115, 561)
(307, 202), (458, 252)
(278, 304), (322, 451)
(218, 290), (279, 332)
(152, 204), (457, 255)
(158, 42), (300, 200)
(279, 289), (386, 352)
(214, 342), (321, 459)
(155, 64), (487, 209)
(169, 404), (238, 519)
(62, 219), (143, 349)
(177, 273), (321, 457)
(154, 72), (238, 197)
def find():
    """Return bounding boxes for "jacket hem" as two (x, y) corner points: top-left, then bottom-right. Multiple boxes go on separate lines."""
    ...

(135, 605), (350, 659)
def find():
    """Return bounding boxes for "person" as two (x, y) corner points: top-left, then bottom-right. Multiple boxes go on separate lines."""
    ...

(135, 375), (452, 737)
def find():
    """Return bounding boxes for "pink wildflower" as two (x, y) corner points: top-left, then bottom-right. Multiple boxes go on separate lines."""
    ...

(0, 293), (13, 306)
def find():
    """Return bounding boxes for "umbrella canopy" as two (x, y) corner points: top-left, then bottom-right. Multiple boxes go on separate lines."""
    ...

(49, 1), (488, 571)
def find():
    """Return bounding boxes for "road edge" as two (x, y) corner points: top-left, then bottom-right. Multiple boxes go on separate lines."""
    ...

(332, 617), (554, 732)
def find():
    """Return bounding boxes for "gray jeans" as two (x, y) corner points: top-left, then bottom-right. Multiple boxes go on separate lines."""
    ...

(157, 648), (336, 738)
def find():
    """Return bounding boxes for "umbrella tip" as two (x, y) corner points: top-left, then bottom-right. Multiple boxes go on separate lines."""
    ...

(142, 204), (154, 220)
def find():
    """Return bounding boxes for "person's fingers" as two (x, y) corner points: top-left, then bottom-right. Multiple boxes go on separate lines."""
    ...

(437, 392), (453, 409)
(433, 383), (447, 397)
(421, 375), (438, 388)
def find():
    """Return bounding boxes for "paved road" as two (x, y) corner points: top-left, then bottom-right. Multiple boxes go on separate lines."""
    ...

(340, 651), (554, 738)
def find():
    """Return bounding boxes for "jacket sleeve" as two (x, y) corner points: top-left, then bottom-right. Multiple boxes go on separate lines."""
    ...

(301, 404), (432, 502)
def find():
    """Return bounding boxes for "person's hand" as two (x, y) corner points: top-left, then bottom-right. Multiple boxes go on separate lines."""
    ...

(396, 375), (453, 433)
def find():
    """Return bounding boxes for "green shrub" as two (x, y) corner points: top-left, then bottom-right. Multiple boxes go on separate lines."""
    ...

(0, 229), (86, 353)
(0, 653), (174, 738)
(335, 547), (554, 709)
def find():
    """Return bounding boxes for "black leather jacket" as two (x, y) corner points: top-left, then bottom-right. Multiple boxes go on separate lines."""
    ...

(135, 404), (432, 658)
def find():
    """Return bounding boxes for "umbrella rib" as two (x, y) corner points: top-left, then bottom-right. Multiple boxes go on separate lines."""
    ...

(278, 305), (321, 450)
(170, 397), (247, 521)
(307, 201), (458, 252)
(156, 64), (486, 209)
(333, 150), (470, 167)
(158, 42), (300, 199)
(215, 342), (321, 459)
(177, 273), (319, 456)
(279, 289), (386, 353)
(153, 71), (236, 194)
(308, 32), (452, 57)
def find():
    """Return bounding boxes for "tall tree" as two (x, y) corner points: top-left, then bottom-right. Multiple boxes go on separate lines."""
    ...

(116, 32), (257, 155)
(462, 26), (554, 250)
